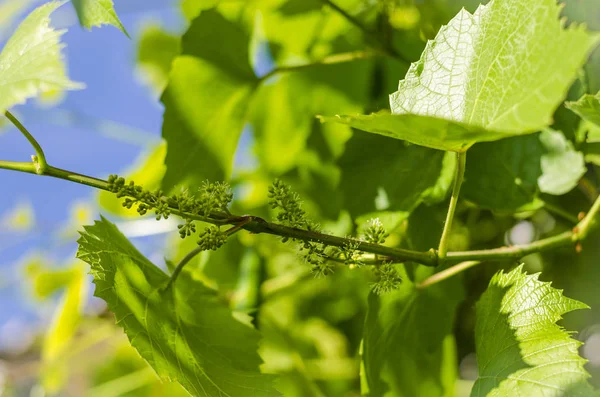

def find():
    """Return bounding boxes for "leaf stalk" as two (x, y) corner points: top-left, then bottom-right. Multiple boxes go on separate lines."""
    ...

(5, 110), (48, 174)
(438, 151), (467, 258)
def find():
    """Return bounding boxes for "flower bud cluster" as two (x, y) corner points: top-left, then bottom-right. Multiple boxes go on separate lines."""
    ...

(268, 179), (307, 228)
(107, 175), (170, 220)
(197, 226), (228, 251)
(107, 175), (233, 251)
(363, 218), (388, 244)
(371, 263), (402, 295)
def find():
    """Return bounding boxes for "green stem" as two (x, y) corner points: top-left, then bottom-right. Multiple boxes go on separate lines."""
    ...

(165, 246), (204, 290)
(5, 110), (48, 174)
(89, 367), (156, 397)
(3, 140), (600, 273)
(542, 201), (578, 224)
(320, 0), (408, 63)
(166, 218), (252, 288)
(414, 192), (600, 285)
(259, 50), (380, 82)
(241, 217), (437, 265)
(438, 151), (467, 258)
(443, 230), (574, 264)
(0, 160), (110, 190)
(575, 192), (600, 240)
(417, 261), (480, 288)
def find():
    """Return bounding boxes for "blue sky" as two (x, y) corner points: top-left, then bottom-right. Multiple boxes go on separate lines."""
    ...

(0, 0), (185, 344)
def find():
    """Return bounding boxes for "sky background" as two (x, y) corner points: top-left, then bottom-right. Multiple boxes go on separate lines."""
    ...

(0, 0), (186, 350)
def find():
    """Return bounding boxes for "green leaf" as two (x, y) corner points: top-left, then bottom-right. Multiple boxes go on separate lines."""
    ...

(136, 25), (180, 95)
(251, 60), (370, 174)
(337, 132), (444, 216)
(71, 0), (129, 36)
(250, 52), (371, 176)
(567, 91), (600, 128)
(323, 0), (599, 151)
(77, 217), (280, 397)
(162, 9), (258, 189)
(320, 112), (492, 152)
(471, 265), (593, 397)
(363, 264), (463, 397)
(538, 129), (586, 195)
(0, 1), (84, 115)
(462, 135), (543, 212)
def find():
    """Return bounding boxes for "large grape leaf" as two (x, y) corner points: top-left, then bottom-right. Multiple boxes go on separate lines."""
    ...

(77, 217), (280, 397)
(250, 60), (371, 175)
(0, 1), (83, 115)
(137, 25), (180, 95)
(323, 0), (599, 152)
(162, 9), (258, 189)
(71, 0), (128, 36)
(567, 91), (600, 128)
(472, 265), (594, 397)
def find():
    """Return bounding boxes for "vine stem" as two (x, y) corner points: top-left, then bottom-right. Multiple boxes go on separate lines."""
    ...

(165, 217), (253, 288)
(2, 155), (600, 269)
(575, 191), (600, 240)
(542, 200), (578, 224)
(165, 246), (204, 290)
(3, 112), (600, 277)
(319, 0), (409, 63)
(5, 111), (48, 174)
(438, 151), (467, 258)
(259, 50), (380, 82)
(419, 199), (600, 287)
(417, 261), (480, 289)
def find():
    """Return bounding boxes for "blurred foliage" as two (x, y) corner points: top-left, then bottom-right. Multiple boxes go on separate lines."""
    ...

(2, 0), (600, 397)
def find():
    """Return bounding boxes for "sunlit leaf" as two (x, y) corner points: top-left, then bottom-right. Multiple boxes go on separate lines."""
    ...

(0, 1), (84, 114)
(251, 61), (371, 174)
(71, 0), (129, 36)
(136, 25), (180, 95)
(77, 217), (280, 396)
(471, 265), (593, 397)
(324, 0), (599, 151)
(162, 9), (258, 189)
(538, 129), (586, 195)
